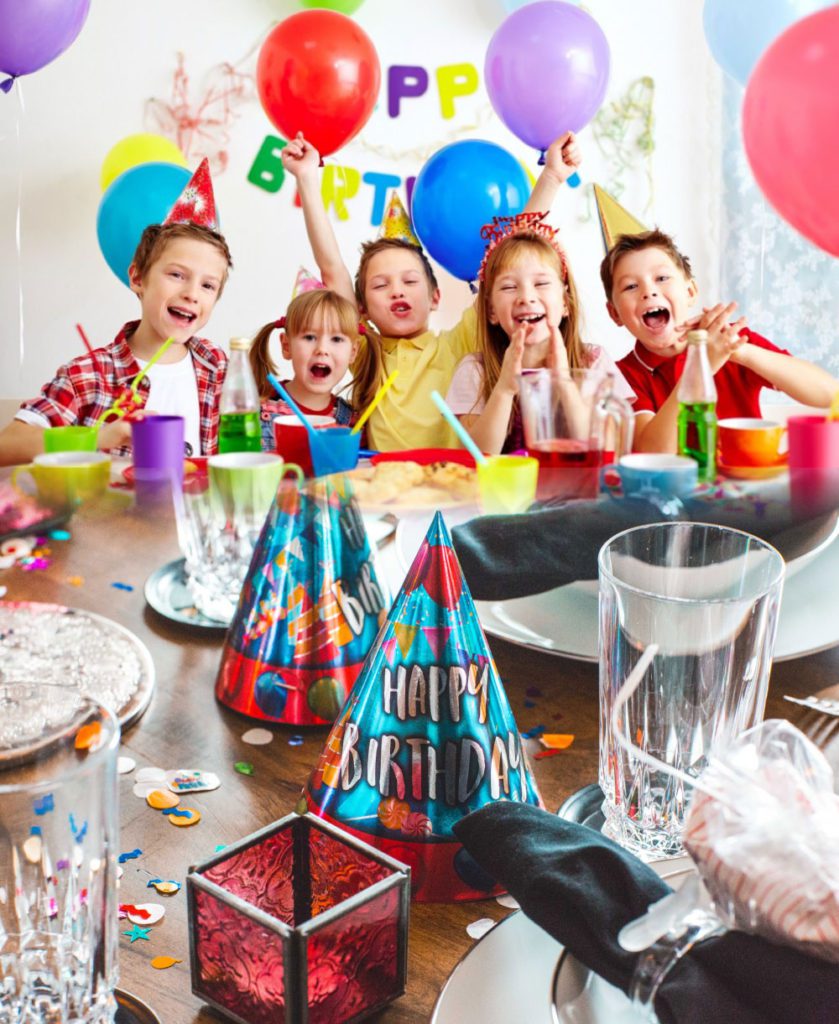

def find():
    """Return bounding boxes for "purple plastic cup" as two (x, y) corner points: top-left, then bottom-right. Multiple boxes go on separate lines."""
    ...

(131, 415), (186, 484)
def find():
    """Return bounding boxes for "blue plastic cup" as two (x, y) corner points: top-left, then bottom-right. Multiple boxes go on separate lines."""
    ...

(309, 427), (361, 477)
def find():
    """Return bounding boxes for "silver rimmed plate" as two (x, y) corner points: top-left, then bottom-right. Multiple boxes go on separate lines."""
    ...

(144, 558), (229, 631)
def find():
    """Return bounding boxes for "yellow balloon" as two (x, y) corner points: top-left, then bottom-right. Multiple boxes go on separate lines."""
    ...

(100, 134), (188, 192)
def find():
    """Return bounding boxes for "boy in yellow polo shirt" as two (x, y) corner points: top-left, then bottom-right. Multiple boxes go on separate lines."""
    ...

(282, 131), (577, 451)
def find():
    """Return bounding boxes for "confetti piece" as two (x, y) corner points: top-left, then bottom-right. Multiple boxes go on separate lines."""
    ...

(117, 757), (136, 775)
(161, 806), (191, 817)
(23, 835), (42, 863)
(540, 734), (575, 750)
(214, 844), (227, 852)
(521, 724), (545, 740)
(526, 686), (543, 698)
(74, 722), (102, 750)
(123, 924), (151, 943)
(466, 918), (496, 940)
(127, 903), (164, 926)
(148, 879), (181, 896)
(136, 767), (167, 784)
(150, 956), (182, 970)
(524, 699), (536, 708)
(534, 748), (562, 760)
(167, 807), (201, 827)
(21, 557), (51, 571)
(33, 794), (54, 815)
(147, 789), (181, 810)
(56, 858), (70, 871)
(49, 530), (71, 540)
(242, 728), (273, 746)
(234, 761), (254, 776)
(111, 581), (134, 591)
(0, 586), (7, 598)
(66, 575), (84, 587)
(288, 735), (303, 747)
(132, 782), (162, 800)
(496, 894), (519, 910)
(118, 848), (143, 864)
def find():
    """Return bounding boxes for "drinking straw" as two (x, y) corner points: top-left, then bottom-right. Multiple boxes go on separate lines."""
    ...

(351, 370), (399, 435)
(430, 390), (487, 465)
(267, 373), (317, 439)
(94, 336), (175, 427)
(75, 323), (94, 355)
(829, 391), (839, 421)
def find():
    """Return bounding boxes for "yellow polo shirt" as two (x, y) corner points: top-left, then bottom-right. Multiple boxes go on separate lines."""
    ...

(360, 304), (478, 452)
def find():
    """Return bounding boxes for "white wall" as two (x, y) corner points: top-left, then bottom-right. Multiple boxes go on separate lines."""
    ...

(0, 0), (720, 400)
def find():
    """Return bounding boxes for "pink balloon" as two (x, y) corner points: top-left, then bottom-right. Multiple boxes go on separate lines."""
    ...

(743, 6), (839, 257)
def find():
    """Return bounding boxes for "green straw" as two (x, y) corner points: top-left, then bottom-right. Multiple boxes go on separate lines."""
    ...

(430, 391), (487, 465)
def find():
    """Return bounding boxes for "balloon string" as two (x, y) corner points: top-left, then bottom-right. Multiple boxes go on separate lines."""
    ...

(14, 82), (25, 377)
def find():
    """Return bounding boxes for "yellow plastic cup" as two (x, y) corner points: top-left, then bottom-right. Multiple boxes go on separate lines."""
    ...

(477, 454), (539, 515)
(43, 425), (99, 453)
(12, 452), (111, 507)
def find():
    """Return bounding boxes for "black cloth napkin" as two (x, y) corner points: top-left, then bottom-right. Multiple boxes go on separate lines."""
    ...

(451, 484), (837, 600)
(454, 802), (839, 1024)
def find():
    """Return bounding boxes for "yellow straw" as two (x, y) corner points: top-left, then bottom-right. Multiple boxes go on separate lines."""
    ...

(93, 336), (175, 427)
(350, 370), (399, 435)
(829, 390), (839, 421)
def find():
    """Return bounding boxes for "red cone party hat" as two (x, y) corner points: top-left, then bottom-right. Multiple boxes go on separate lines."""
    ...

(305, 512), (542, 902)
(164, 157), (218, 229)
(215, 478), (388, 726)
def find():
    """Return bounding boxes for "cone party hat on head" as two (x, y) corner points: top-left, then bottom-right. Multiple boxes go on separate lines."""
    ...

(379, 190), (421, 247)
(305, 512), (542, 902)
(291, 266), (325, 299)
(593, 183), (646, 251)
(215, 477), (388, 726)
(164, 157), (218, 229)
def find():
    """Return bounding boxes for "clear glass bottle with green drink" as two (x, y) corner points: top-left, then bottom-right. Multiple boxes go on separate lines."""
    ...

(218, 337), (262, 454)
(677, 329), (718, 482)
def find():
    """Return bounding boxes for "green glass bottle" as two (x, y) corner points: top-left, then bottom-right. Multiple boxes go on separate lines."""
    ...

(677, 330), (718, 483)
(218, 337), (262, 454)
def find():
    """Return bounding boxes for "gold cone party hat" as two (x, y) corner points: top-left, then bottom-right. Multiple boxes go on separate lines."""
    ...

(379, 191), (421, 247)
(593, 183), (647, 252)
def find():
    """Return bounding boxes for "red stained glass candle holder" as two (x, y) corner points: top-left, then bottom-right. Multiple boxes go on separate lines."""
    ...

(186, 812), (410, 1024)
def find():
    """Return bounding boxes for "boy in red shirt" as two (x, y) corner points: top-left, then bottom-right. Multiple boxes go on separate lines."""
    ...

(0, 163), (232, 466)
(601, 229), (837, 452)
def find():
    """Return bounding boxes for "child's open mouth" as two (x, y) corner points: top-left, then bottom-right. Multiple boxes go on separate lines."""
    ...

(309, 363), (332, 379)
(515, 313), (545, 326)
(168, 306), (196, 324)
(390, 302), (412, 315)
(641, 307), (670, 331)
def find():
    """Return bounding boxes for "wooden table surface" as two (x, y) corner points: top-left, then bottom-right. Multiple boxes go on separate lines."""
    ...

(3, 484), (839, 1023)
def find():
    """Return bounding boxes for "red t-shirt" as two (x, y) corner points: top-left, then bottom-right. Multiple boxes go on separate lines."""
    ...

(616, 328), (791, 418)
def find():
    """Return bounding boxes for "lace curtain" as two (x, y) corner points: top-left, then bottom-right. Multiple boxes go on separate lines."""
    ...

(719, 79), (839, 380)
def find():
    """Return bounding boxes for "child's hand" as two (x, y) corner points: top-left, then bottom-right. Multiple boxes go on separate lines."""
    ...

(498, 325), (526, 396)
(281, 132), (321, 179)
(677, 303), (747, 372)
(543, 132), (582, 185)
(97, 418), (133, 452)
(547, 322), (570, 373)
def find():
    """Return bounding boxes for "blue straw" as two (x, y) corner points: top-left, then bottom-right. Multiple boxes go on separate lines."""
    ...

(430, 391), (487, 465)
(267, 374), (317, 439)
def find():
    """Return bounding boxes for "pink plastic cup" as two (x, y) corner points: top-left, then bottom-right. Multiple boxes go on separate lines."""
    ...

(788, 415), (839, 517)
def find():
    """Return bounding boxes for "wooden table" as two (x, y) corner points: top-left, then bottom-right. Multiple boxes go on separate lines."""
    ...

(4, 486), (839, 1023)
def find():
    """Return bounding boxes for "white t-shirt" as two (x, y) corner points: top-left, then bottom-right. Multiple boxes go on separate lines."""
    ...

(138, 353), (201, 457)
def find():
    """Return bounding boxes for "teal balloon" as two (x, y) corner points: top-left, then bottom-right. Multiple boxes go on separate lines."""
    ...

(300, 0), (365, 12)
(96, 162), (191, 286)
(411, 140), (530, 283)
(703, 0), (834, 85)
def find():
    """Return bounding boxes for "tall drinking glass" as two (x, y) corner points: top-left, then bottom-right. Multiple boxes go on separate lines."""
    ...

(598, 523), (784, 859)
(0, 684), (119, 1023)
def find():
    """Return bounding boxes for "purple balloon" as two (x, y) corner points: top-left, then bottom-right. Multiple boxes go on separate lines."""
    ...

(485, 0), (610, 160)
(0, 0), (91, 87)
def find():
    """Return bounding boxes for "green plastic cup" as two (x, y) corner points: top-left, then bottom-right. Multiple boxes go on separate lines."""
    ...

(43, 425), (99, 453)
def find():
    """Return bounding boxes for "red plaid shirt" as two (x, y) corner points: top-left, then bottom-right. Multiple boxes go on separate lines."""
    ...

(19, 322), (227, 456)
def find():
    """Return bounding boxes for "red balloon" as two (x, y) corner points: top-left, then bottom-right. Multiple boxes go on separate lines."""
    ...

(256, 10), (380, 158)
(743, 7), (839, 257)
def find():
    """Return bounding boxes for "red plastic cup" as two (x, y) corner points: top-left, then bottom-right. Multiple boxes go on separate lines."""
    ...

(788, 415), (839, 517)
(273, 415), (335, 477)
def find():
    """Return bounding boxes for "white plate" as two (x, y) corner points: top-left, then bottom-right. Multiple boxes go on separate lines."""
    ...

(432, 857), (693, 1024)
(395, 513), (839, 664)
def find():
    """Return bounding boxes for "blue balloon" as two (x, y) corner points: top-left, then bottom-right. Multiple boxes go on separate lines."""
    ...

(411, 140), (530, 282)
(96, 162), (192, 286)
(703, 0), (833, 85)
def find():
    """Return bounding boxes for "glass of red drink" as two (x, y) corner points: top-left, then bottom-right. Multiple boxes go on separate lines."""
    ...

(518, 368), (635, 500)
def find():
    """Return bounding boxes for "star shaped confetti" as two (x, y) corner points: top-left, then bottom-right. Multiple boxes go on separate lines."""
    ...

(123, 924), (151, 943)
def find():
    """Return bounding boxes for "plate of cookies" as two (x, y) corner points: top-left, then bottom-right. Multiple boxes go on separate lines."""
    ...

(347, 449), (479, 512)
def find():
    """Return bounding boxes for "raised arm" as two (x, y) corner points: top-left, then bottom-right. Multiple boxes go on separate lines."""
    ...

(281, 133), (356, 305)
(731, 345), (838, 408)
(523, 132), (582, 215)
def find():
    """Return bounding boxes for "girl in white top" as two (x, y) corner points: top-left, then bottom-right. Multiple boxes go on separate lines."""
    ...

(446, 212), (632, 454)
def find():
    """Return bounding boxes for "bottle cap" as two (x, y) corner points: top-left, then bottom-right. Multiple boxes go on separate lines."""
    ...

(229, 337), (252, 352)
(685, 329), (709, 345)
